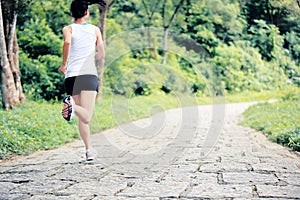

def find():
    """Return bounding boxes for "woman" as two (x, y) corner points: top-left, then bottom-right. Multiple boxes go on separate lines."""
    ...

(59, 0), (105, 161)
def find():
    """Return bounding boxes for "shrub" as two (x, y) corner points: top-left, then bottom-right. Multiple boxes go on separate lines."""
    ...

(212, 41), (290, 94)
(19, 52), (65, 100)
(18, 18), (62, 59)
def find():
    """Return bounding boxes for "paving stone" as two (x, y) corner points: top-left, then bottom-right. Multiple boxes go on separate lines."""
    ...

(63, 175), (129, 196)
(0, 182), (19, 197)
(252, 158), (300, 173)
(169, 162), (200, 174)
(165, 171), (218, 186)
(222, 172), (278, 185)
(116, 179), (189, 198)
(256, 185), (300, 198)
(95, 196), (160, 200)
(0, 193), (32, 200)
(198, 161), (253, 173)
(276, 172), (300, 186)
(186, 183), (253, 198)
(29, 195), (69, 200)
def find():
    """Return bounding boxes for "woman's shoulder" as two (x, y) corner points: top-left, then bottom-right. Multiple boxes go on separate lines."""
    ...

(62, 25), (73, 33)
(87, 24), (98, 28)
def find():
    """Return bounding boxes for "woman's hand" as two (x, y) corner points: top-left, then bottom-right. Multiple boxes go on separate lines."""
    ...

(59, 64), (67, 75)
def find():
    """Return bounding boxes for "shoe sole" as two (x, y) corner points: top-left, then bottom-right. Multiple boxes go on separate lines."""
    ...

(62, 95), (75, 121)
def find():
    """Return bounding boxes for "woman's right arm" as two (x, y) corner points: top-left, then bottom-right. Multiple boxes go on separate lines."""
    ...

(95, 27), (105, 69)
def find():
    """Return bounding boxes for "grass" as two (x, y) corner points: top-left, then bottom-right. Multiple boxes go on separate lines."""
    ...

(0, 101), (78, 158)
(0, 92), (183, 159)
(0, 88), (298, 159)
(241, 87), (300, 151)
(224, 89), (282, 103)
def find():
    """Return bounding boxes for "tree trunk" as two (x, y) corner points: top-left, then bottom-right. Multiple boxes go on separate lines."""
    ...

(96, 0), (116, 102)
(162, 27), (169, 65)
(95, 0), (117, 102)
(0, 0), (25, 109)
(96, 5), (107, 102)
(13, 31), (25, 103)
(147, 20), (155, 59)
(297, 0), (300, 8)
(142, 0), (161, 60)
(0, 1), (15, 109)
(162, 0), (185, 64)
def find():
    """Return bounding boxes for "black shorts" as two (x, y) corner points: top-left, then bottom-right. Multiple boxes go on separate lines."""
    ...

(64, 75), (98, 96)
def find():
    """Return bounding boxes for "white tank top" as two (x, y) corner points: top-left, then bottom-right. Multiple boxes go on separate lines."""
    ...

(66, 23), (98, 78)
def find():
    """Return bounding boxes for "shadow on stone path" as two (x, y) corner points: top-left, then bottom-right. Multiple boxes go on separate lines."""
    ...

(1, 102), (300, 199)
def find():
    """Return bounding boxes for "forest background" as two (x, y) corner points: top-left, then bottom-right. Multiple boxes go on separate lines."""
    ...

(0, 0), (300, 158)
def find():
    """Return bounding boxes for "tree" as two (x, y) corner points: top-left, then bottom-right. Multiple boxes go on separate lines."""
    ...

(141, 0), (161, 59)
(242, 0), (300, 34)
(94, 0), (117, 101)
(0, 0), (25, 109)
(162, 0), (185, 64)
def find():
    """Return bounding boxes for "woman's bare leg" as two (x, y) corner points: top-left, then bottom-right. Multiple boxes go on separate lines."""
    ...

(72, 91), (97, 151)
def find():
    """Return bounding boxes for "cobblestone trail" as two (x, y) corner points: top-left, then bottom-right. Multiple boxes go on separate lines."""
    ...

(1, 102), (300, 199)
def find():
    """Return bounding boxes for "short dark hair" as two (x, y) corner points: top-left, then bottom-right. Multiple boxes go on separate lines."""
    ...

(86, 0), (107, 8)
(70, 0), (89, 20)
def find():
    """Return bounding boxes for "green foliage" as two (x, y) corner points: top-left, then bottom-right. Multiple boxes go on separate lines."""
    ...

(106, 18), (123, 39)
(104, 51), (207, 97)
(19, 51), (65, 100)
(280, 87), (300, 101)
(242, 87), (300, 151)
(18, 18), (62, 59)
(17, 15), (65, 100)
(38, 55), (66, 100)
(183, 1), (218, 54)
(247, 20), (300, 86)
(18, 0), (71, 34)
(206, 0), (244, 42)
(14, 0), (300, 101)
(133, 80), (152, 96)
(241, 0), (300, 34)
(241, 0), (300, 83)
(248, 20), (278, 61)
(225, 89), (283, 103)
(211, 40), (290, 94)
(285, 31), (300, 63)
(182, 0), (245, 54)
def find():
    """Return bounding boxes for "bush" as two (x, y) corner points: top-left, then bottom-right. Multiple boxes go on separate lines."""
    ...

(275, 128), (300, 151)
(18, 17), (65, 101)
(19, 52), (65, 100)
(18, 18), (62, 59)
(212, 41), (290, 94)
(134, 80), (151, 96)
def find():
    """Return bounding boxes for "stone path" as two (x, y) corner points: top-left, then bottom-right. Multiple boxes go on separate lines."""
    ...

(1, 102), (300, 199)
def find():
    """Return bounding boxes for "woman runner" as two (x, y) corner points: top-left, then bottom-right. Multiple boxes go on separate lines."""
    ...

(59, 0), (105, 161)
